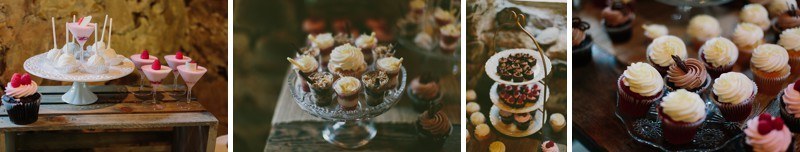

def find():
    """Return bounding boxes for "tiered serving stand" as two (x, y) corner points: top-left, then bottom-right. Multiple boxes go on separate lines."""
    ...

(289, 65), (408, 149)
(24, 53), (134, 105)
(483, 11), (552, 137)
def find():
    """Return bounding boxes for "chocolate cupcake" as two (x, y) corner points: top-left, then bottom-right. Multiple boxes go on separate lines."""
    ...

(711, 72), (756, 122)
(665, 57), (710, 94)
(416, 102), (451, 149)
(601, 0), (634, 43)
(698, 37), (738, 79)
(308, 72), (334, 106)
(497, 84), (541, 108)
(1, 73), (41, 125)
(743, 114), (793, 152)
(362, 71), (389, 106)
(658, 89), (707, 145)
(573, 18), (593, 66)
(496, 53), (537, 82)
(499, 110), (514, 124)
(410, 73), (441, 112)
(779, 79), (800, 132)
(514, 113), (532, 130)
(618, 62), (665, 118)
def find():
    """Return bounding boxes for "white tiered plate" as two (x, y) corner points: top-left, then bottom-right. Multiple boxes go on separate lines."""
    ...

(489, 105), (545, 137)
(24, 53), (134, 105)
(489, 82), (549, 113)
(484, 49), (552, 85)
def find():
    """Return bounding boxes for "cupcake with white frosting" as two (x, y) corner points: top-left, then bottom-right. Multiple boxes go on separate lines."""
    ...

(333, 76), (361, 110)
(751, 44), (791, 95)
(309, 33), (335, 56)
(647, 35), (688, 75)
(698, 37), (738, 78)
(641, 24), (668, 41)
(687, 15), (721, 50)
(711, 72), (756, 122)
(779, 27), (800, 79)
(328, 44), (367, 78)
(617, 62), (665, 117)
(740, 4), (771, 31)
(732, 23), (765, 67)
(658, 89), (706, 145)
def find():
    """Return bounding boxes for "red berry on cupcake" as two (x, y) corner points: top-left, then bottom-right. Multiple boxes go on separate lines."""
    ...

(758, 120), (773, 135)
(10, 73), (21, 88)
(773, 117), (785, 130)
(20, 74), (31, 85)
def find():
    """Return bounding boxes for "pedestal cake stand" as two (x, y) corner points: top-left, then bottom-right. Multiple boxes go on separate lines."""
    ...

(289, 67), (407, 149)
(24, 53), (134, 105)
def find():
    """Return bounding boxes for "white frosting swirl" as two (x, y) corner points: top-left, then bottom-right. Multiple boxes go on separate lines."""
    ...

(333, 76), (361, 95)
(687, 15), (721, 41)
(732, 23), (764, 48)
(308, 33), (334, 49)
(740, 4), (771, 30)
(752, 44), (790, 72)
(355, 32), (377, 49)
(440, 24), (460, 36)
(701, 37), (739, 67)
(713, 72), (755, 104)
(287, 55), (318, 73)
(377, 57), (403, 74)
(779, 27), (800, 51)
(647, 35), (688, 67)
(329, 44), (366, 71)
(622, 62), (664, 96)
(5, 81), (37, 99)
(660, 89), (706, 123)
(642, 24), (668, 39)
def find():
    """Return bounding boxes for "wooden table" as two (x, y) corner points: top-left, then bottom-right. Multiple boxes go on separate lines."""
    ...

(0, 85), (218, 152)
(572, 1), (774, 151)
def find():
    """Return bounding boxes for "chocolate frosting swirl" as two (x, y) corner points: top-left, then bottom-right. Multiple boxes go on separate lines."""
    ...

(667, 58), (708, 90)
(419, 111), (451, 136)
(778, 7), (800, 29)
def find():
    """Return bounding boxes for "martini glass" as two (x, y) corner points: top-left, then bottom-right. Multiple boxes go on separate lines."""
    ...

(66, 22), (96, 61)
(177, 63), (207, 109)
(131, 54), (157, 96)
(165, 54), (191, 96)
(142, 62), (172, 110)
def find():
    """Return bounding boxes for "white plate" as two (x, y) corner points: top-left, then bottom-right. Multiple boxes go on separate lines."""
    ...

(24, 53), (135, 82)
(484, 49), (552, 85)
(489, 82), (549, 113)
(489, 105), (545, 137)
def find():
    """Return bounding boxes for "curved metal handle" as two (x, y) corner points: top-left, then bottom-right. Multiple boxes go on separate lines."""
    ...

(510, 10), (551, 104)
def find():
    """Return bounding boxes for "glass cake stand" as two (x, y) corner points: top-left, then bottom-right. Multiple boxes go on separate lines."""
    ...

(614, 93), (780, 151)
(24, 53), (134, 105)
(289, 66), (407, 149)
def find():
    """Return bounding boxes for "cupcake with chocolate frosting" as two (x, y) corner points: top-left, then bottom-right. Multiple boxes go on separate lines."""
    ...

(601, 0), (635, 43)
(751, 44), (791, 96)
(573, 18), (593, 66)
(711, 72), (756, 122)
(776, 5), (800, 31)
(698, 37), (738, 79)
(666, 57), (710, 94)
(658, 89), (707, 145)
(410, 73), (441, 111)
(743, 113), (793, 151)
(416, 102), (451, 149)
(1, 73), (41, 125)
(780, 79), (800, 132)
(733, 23), (765, 67)
(618, 62), (665, 118)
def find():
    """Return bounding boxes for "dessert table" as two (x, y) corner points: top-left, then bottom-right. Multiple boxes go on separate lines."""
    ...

(573, 0), (790, 151)
(0, 85), (218, 152)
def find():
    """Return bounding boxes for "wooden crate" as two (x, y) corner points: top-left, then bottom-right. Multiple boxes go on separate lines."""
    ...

(0, 85), (218, 152)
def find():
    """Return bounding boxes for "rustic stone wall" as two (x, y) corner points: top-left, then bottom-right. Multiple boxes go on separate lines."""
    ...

(0, 0), (228, 135)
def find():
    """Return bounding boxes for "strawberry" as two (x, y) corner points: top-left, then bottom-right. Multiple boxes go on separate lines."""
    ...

(141, 50), (149, 59)
(176, 51), (184, 59)
(152, 60), (161, 70)
(545, 141), (555, 148)
(758, 120), (773, 135)
(20, 74), (31, 85)
(773, 117), (785, 130)
(759, 113), (771, 121)
(9, 73), (21, 88)
(794, 79), (800, 92)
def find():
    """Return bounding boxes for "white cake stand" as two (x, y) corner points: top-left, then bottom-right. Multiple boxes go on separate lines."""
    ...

(23, 53), (134, 105)
(489, 105), (546, 137)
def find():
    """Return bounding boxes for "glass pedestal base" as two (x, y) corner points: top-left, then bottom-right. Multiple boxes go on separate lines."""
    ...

(322, 119), (377, 149)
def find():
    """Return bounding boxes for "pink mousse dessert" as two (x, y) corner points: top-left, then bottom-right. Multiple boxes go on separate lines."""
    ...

(131, 50), (157, 70)
(165, 51), (192, 71)
(142, 60), (172, 85)
(177, 61), (207, 89)
(66, 16), (96, 45)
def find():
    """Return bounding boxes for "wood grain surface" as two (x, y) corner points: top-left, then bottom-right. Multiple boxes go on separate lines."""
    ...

(265, 122), (460, 151)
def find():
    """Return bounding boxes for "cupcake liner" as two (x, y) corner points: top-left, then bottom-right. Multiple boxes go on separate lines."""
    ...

(737, 48), (753, 68)
(659, 107), (706, 145)
(698, 49), (735, 79)
(415, 120), (451, 149)
(2, 93), (41, 125)
(664, 75), (711, 95)
(573, 36), (594, 66)
(617, 76), (664, 118)
(752, 65), (790, 96)
(788, 52), (800, 80)
(646, 57), (669, 77)
(779, 97), (800, 133)
(711, 88), (756, 122)
(602, 19), (633, 43)
(515, 120), (531, 130)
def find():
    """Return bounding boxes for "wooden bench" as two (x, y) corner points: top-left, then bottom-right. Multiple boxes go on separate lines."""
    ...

(0, 85), (218, 152)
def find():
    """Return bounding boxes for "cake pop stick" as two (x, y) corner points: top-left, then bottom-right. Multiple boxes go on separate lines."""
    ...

(51, 17), (57, 49)
(65, 22), (69, 44)
(107, 18), (112, 49)
(72, 15), (75, 42)
(100, 15), (107, 42)
(94, 25), (98, 45)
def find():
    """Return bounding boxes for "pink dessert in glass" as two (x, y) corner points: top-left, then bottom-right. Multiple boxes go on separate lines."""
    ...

(142, 60), (172, 109)
(164, 51), (192, 94)
(66, 16), (96, 60)
(130, 50), (157, 95)
(177, 61), (207, 109)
